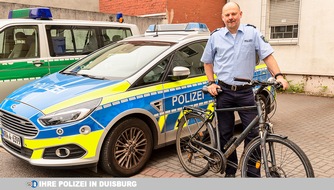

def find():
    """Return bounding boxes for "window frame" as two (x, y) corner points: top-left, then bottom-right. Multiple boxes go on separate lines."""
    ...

(268, 0), (301, 45)
(45, 25), (134, 57)
(0, 25), (39, 59)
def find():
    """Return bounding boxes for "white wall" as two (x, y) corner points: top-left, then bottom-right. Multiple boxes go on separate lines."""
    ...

(234, 0), (334, 96)
(0, 0), (99, 12)
(276, 0), (334, 76)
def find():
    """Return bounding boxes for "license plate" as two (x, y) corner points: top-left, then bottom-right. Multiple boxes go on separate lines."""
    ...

(2, 129), (21, 147)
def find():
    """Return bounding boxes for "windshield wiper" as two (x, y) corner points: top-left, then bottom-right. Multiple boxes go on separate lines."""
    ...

(61, 71), (78, 76)
(79, 74), (106, 80)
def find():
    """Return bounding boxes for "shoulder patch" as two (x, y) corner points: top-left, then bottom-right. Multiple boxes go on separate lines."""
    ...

(261, 35), (269, 43)
(246, 24), (256, 28)
(210, 28), (220, 35)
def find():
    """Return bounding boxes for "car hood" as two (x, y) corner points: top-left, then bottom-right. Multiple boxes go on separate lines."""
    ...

(3, 73), (123, 111)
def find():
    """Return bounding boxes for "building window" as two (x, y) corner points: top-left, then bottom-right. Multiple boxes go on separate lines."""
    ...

(269, 0), (300, 43)
(271, 25), (298, 39)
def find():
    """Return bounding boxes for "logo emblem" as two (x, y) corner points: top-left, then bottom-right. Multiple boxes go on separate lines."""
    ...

(27, 180), (38, 188)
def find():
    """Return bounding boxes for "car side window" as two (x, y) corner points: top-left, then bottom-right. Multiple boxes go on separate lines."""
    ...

(168, 41), (207, 79)
(0, 25), (39, 59)
(46, 25), (96, 56)
(101, 28), (132, 46)
(133, 56), (171, 87)
(46, 25), (134, 57)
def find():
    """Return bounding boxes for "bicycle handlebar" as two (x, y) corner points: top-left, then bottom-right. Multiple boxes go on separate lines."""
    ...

(202, 77), (282, 95)
(234, 77), (283, 90)
(202, 85), (223, 94)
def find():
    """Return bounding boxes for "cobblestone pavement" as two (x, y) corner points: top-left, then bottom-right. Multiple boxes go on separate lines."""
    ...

(0, 93), (333, 178)
(133, 93), (334, 178)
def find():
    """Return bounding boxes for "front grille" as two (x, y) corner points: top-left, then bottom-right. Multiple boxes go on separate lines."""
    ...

(2, 137), (33, 158)
(0, 110), (38, 137)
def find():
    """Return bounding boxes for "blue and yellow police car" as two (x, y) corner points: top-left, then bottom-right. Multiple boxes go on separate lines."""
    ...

(0, 23), (275, 176)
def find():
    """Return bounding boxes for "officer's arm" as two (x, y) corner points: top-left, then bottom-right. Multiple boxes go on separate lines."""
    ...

(204, 63), (220, 96)
(263, 54), (289, 90)
(204, 63), (215, 82)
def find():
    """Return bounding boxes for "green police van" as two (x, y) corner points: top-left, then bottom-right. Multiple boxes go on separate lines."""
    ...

(0, 7), (140, 100)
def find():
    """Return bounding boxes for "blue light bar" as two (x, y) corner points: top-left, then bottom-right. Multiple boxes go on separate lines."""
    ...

(8, 7), (52, 20)
(145, 22), (210, 34)
(185, 22), (209, 32)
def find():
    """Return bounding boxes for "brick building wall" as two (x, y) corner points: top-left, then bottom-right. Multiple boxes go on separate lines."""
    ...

(99, 0), (226, 31)
(100, 0), (166, 16)
(167, 0), (225, 31)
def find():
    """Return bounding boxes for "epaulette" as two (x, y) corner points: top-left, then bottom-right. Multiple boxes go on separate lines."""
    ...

(246, 24), (256, 28)
(210, 28), (220, 35)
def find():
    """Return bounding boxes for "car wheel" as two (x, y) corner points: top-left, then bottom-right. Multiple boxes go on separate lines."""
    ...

(100, 117), (153, 177)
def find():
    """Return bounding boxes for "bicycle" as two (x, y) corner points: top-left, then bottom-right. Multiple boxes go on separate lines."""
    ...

(175, 77), (314, 177)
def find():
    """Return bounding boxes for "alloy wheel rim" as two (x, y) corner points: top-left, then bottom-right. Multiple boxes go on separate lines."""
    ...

(114, 127), (147, 169)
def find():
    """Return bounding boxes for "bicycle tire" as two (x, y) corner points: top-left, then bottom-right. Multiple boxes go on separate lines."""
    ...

(176, 111), (216, 177)
(240, 135), (314, 177)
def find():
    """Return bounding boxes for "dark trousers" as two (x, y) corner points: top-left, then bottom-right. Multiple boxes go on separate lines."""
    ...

(216, 87), (258, 175)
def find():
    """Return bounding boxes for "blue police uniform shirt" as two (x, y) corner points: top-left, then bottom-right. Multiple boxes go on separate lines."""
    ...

(200, 24), (274, 85)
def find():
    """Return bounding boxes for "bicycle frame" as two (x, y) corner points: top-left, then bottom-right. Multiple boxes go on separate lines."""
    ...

(178, 79), (314, 177)
(182, 89), (273, 175)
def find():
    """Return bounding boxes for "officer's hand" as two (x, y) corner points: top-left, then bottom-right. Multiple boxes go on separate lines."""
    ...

(207, 83), (221, 96)
(276, 76), (289, 90)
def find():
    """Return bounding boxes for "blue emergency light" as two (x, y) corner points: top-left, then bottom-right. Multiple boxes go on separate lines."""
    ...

(8, 7), (53, 20)
(116, 13), (124, 23)
(185, 22), (209, 32)
(146, 22), (210, 33)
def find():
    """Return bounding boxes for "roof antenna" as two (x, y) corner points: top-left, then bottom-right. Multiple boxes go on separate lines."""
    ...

(153, 23), (159, 37)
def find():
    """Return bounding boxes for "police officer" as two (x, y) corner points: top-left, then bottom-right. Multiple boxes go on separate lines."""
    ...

(200, 2), (289, 177)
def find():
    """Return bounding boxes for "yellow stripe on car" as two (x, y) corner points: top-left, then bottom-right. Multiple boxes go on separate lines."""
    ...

(255, 63), (267, 70)
(25, 130), (104, 159)
(43, 81), (131, 114)
(158, 114), (168, 132)
(163, 76), (207, 89)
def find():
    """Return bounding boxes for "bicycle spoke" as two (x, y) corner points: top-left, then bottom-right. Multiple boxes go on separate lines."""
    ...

(176, 112), (216, 176)
(241, 136), (314, 178)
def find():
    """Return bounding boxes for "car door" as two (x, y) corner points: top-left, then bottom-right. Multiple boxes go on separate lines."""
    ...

(0, 24), (48, 101)
(45, 25), (93, 74)
(161, 40), (214, 143)
(128, 40), (212, 145)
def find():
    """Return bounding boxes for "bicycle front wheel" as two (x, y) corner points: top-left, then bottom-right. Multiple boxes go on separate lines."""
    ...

(176, 112), (216, 177)
(241, 135), (314, 178)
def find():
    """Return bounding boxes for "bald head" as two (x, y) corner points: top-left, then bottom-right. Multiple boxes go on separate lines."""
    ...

(223, 2), (240, 12)
(222, 1), (242, 34)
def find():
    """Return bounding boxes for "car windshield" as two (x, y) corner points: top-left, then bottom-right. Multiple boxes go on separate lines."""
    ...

(62, 41), (172, 80)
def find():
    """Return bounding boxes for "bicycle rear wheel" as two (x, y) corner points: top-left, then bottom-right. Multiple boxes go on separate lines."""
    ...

(241, 135), (314, 177)
(176, 112), (216, 177)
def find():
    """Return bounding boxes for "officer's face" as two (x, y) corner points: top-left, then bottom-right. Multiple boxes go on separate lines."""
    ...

(222, 3), (242, 33)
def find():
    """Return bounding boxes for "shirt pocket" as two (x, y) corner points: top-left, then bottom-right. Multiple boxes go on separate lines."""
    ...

(240, 42), (254, 55)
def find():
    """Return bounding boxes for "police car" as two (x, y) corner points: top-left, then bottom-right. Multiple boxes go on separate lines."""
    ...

(0, 7), (139, 101)
(0, 22), (275, 176)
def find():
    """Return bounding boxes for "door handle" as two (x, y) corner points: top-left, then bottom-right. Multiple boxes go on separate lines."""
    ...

(32, 60), (44, 67)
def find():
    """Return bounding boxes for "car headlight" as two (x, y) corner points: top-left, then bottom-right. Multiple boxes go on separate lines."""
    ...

(39, 98), (101, 126)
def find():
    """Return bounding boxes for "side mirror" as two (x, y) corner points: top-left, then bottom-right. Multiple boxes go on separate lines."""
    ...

(169, 66), (190, 81)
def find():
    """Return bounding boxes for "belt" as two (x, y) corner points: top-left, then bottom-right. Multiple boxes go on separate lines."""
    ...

(218, 80), (251, 91)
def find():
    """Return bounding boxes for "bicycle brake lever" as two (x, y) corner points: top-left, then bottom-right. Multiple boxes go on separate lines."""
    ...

(275, 82), (283, 90)
(202, 85), (223, 94)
